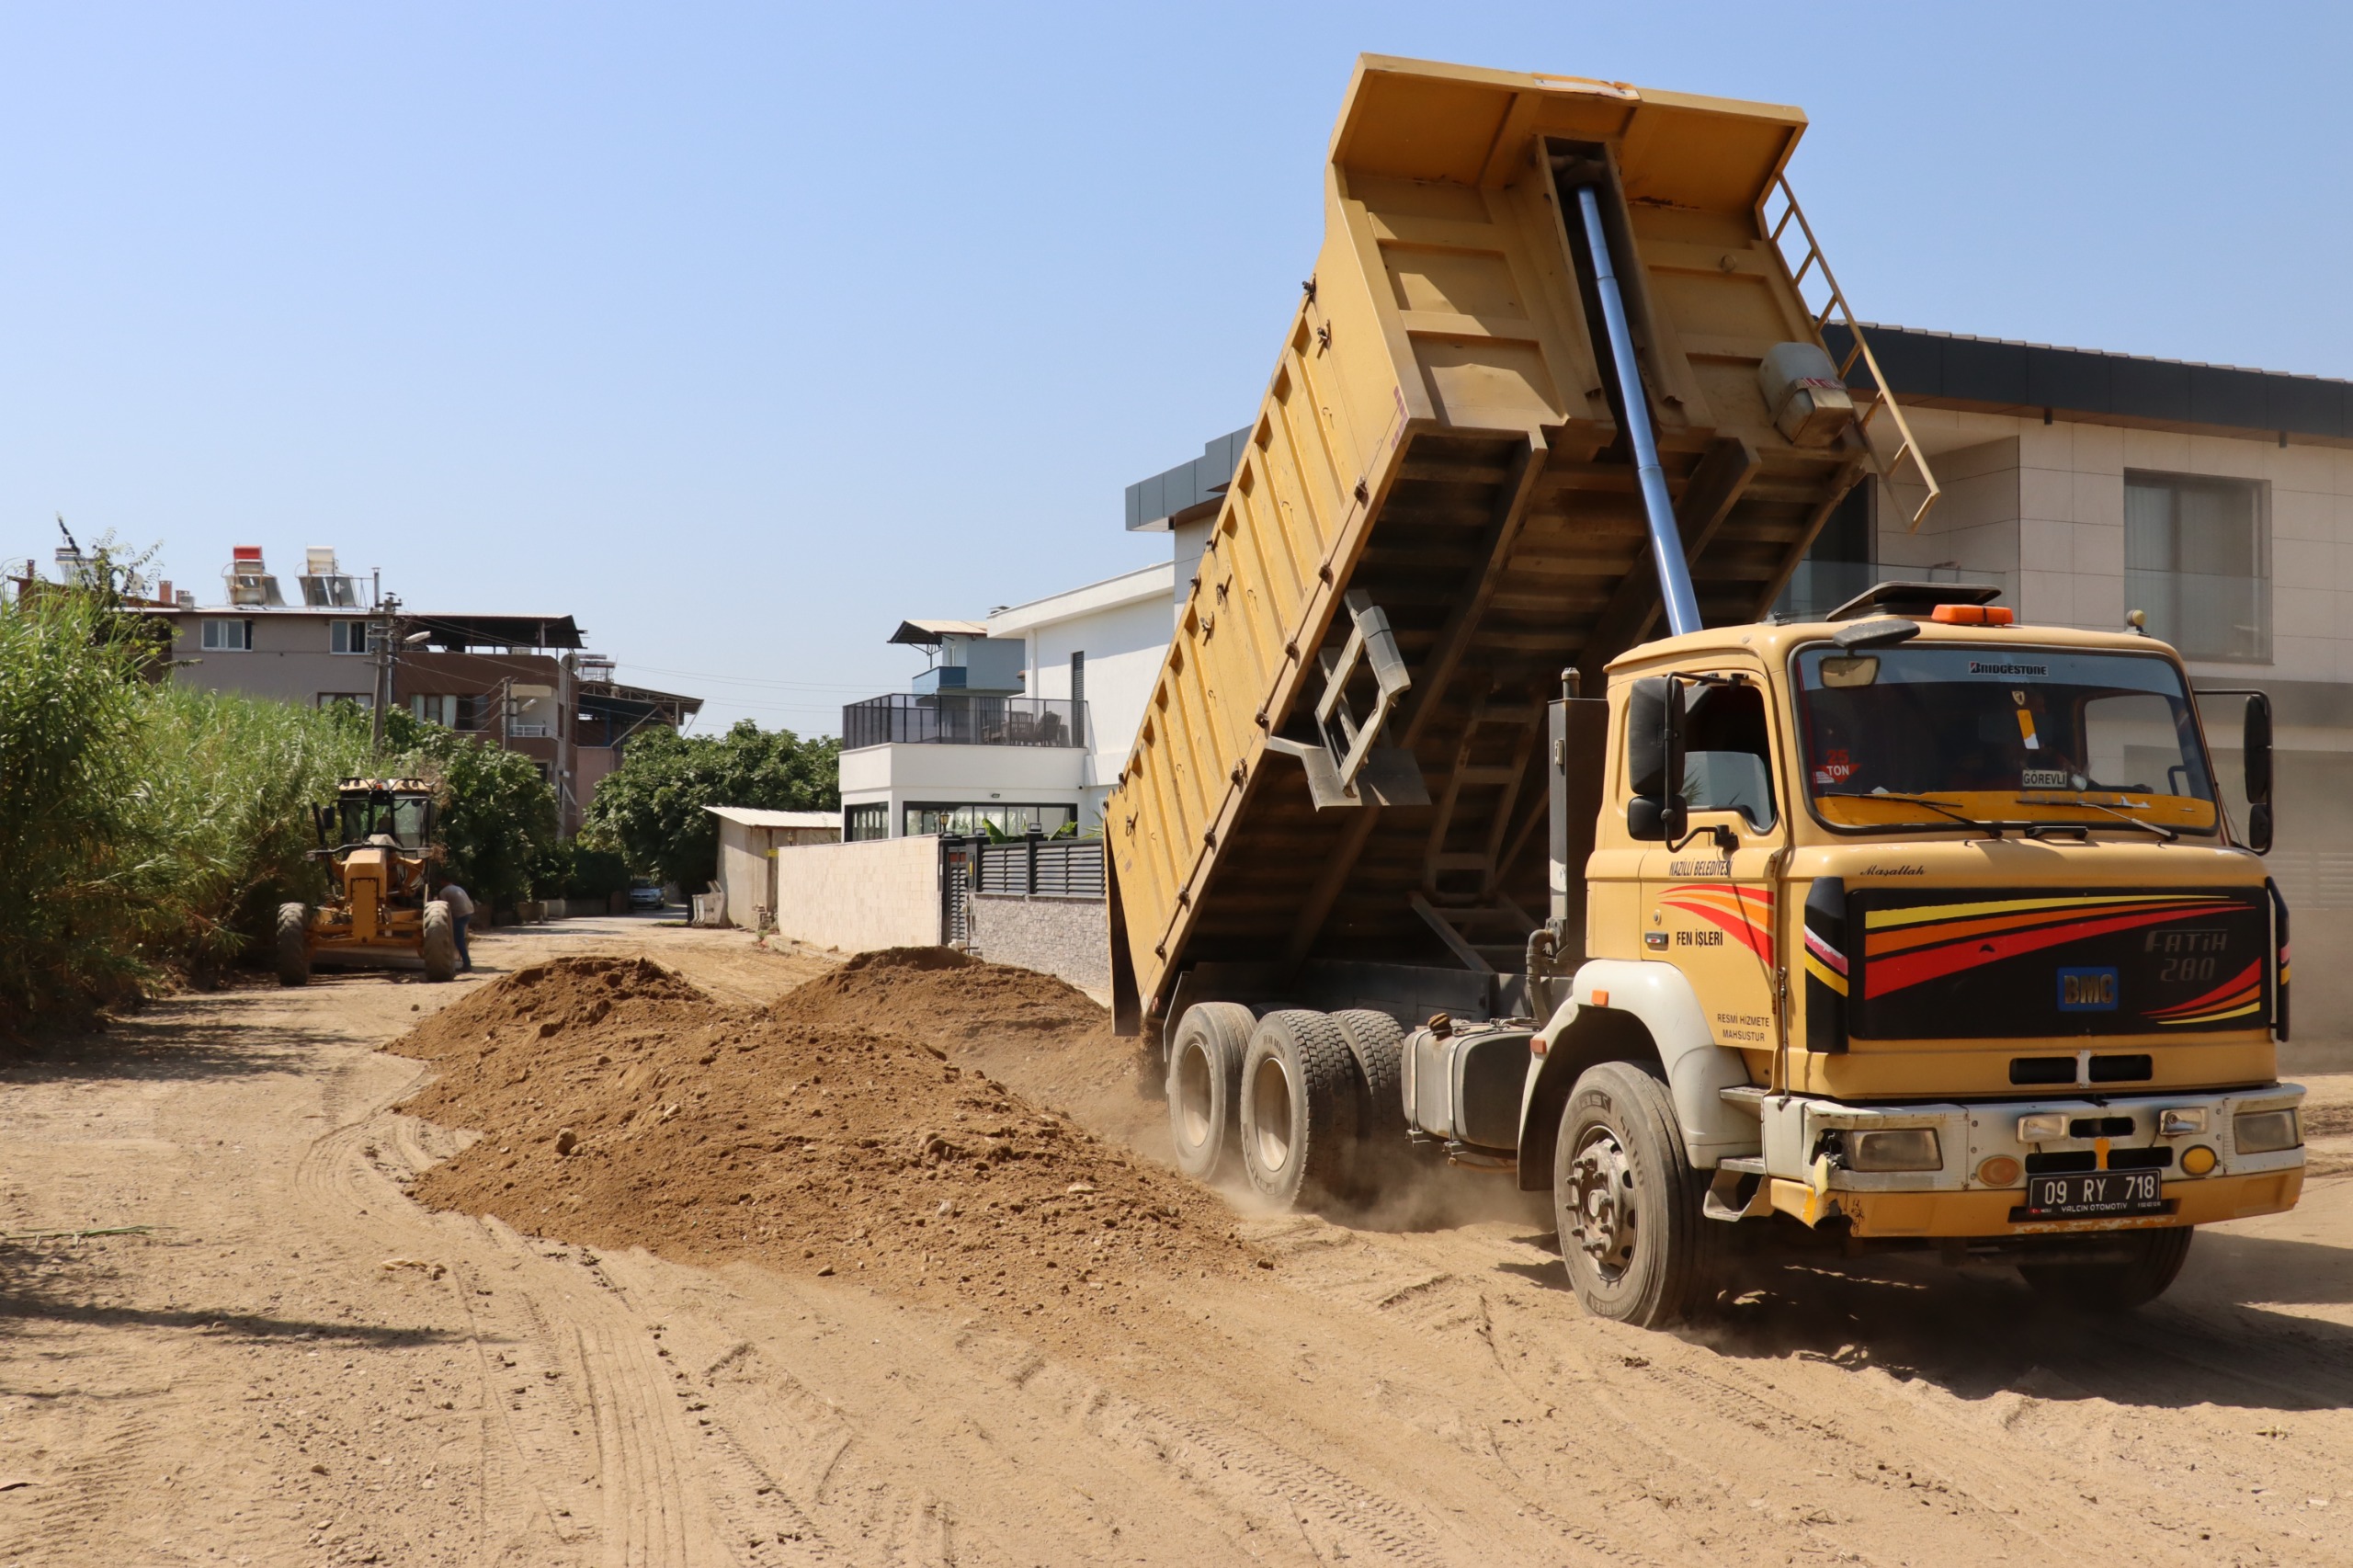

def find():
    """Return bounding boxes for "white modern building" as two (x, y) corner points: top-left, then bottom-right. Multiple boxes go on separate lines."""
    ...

(836, 562), (1175, 840)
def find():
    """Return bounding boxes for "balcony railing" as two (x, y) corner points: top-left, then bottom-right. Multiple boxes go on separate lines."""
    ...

(842, 694), (1088, 749)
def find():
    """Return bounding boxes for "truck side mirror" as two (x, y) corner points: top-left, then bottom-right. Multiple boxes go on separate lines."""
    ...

(2244, 692), (2274, 855)
(1661, 679), (1688, 844)
(1625, 676), (1688, 843)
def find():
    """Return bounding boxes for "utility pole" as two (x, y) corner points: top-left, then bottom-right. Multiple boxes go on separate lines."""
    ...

(371, 594), (403, 753)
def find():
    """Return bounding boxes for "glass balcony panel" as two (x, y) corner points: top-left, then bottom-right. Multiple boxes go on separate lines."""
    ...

(841, 694), (1089, 749)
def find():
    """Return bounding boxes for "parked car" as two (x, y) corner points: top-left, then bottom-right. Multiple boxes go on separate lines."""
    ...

(628, 881), (665, 911)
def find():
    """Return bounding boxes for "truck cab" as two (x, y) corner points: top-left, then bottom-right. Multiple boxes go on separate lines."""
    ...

(1516, 586), (2302, 1324)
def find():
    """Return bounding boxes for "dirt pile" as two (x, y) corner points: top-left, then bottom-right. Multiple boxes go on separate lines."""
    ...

(767, 946), (1150, 1134)
(389, 955), (1248, 1324)
(772, 946), (1109, 1051)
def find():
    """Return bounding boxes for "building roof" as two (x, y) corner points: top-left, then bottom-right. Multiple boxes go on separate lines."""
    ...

(404, 613), (587, 651)
(1125, 427), (1251, 532)
(1828, 323), (2353, 443)
(704, 806), (838, 829)
(984, 562), (1176, 635)
(887, 619), (987, 646)
(579, 681), (704, 732)
(134, 602), (353, 617)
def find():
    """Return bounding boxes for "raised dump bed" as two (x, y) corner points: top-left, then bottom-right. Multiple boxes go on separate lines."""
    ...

(1106, 55), (1935, 1037)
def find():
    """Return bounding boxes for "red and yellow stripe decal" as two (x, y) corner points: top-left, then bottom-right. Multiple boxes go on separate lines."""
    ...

(1802, 926), (1847, 996)
(1658, 884), (1776, 963)
(2144, 960), (2265, 1026)
(1859, 893), (2234, 999)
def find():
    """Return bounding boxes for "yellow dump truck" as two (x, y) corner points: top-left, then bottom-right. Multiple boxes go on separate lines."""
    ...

(1107, 56), (2302, 1325)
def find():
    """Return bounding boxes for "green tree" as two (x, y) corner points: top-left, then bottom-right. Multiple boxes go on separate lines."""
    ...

(580, 720), (839, 891)
(378, 708), (560, 912)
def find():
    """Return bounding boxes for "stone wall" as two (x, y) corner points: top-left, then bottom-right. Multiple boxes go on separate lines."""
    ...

(771, 835), (943, 953)
(965, 893), (1110, 1001)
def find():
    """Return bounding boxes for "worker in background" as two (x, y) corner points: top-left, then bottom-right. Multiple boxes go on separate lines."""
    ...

(437, 880), (476, 972)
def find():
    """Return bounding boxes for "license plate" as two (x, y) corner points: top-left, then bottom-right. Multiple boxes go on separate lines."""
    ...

(2024, 1169), (2167, 1218)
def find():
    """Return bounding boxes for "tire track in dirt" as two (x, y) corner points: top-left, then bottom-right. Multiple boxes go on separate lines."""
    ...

(626, 1278), (1217, 1567)
(0, 1413), (148, 1565)
(1246, 1207), (2196, 1567)
(290, 1050), (843, 1566)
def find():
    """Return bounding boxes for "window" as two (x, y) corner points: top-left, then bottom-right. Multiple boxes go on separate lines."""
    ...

(1069, 651), (1086, 747)
(199, 619), (253, 652)
(1772, 482), (1876, 619)
(1681, 680), (1777, 832)
(316, 692), (373, 711)
(409, 694), (476, 729)
(2124, 472), (2268, 662)
(844, 803), (888, 842)
(329, 619), (371, 654)
(335, 790), (431, 849)
(902, 802), (1076, 838)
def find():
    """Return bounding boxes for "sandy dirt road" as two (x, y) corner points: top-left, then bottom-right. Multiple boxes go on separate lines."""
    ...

(5, 915), (2353, 1567)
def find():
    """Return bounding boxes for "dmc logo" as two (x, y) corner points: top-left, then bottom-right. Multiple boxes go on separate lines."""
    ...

(2057, 966), (2120, 1012)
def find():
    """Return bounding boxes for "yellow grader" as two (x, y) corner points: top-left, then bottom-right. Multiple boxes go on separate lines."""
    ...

(276, 777), (460, 985)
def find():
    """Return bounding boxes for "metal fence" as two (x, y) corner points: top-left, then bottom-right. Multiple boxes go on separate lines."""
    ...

(938, 836), (974, 943)
(940, 835), (1107, 903)
(842, 694), (1088, 750)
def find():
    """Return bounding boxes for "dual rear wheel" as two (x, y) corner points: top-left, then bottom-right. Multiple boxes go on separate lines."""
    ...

(1164, 1004), (1405, 1209)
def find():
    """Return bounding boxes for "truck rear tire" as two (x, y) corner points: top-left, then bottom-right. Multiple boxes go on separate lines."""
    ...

(2020, 1227), (2193, 1312)
(1238, 1010), (1359, 1211)
(1165, 1002), (1256, 1182)
(1330, 1008), (1406, 1197)
(276, 903), (311, 987)
(421, 901), (459, 983)
(1553, 1061), (1723, 1327)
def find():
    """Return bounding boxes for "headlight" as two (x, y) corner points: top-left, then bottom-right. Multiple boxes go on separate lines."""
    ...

(2234, 1108), (2301, 1154)
(1847, 1128), (1943, 1173)
(2158, 1108), (2209, 1137)
(2017, 1112), (2067, 1143)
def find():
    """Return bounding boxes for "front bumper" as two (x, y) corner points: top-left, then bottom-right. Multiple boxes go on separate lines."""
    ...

(1745, 1085), (2306, 1239)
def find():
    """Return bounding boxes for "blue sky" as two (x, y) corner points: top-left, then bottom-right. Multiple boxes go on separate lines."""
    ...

(5, 3), (2348, 732)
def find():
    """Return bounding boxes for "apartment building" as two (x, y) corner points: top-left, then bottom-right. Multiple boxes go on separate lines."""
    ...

(129, 546), (699, 835)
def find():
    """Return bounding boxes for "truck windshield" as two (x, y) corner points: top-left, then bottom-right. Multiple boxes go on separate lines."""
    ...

(337, 794), (432, 848)
(1791, 645), (2219, 835)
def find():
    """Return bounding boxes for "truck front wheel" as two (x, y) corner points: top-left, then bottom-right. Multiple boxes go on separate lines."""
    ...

(1554, 1061), (1723, 1327)
(420, 901), (459, 983)
(1165, 1003), (1256, 1182)
(2020, 1227), (2193, 1312)
(276, 903), (311, 987)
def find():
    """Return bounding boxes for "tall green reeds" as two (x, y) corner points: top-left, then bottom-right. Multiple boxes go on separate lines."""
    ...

(0, 585), (561, 1031)
(0, 590), (153, 1024)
